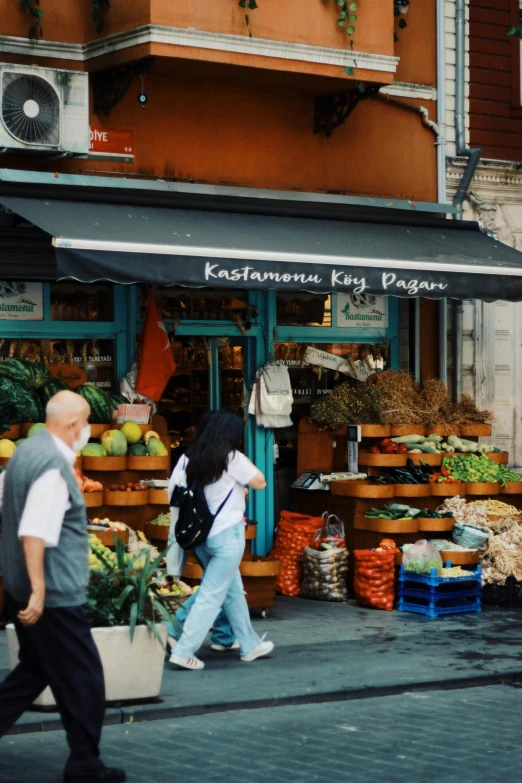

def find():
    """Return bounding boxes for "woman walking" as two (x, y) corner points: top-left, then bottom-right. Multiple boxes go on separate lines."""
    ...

(169, 409), (274, 671)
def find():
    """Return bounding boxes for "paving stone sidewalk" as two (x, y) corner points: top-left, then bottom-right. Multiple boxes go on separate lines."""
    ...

(1, 597), (522, 732)
(1, 684), (521, 783)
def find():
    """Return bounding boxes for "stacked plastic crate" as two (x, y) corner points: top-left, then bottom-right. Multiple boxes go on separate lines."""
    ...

(398, 564), (482, 618)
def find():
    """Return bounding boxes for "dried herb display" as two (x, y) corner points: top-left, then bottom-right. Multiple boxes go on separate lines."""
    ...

(310, 381), (383, 429)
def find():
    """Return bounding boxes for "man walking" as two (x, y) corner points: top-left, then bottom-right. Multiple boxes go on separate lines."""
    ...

(0, 390), (125, 783)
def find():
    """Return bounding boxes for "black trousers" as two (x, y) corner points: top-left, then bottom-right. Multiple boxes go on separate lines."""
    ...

(0, 593), (106, 764)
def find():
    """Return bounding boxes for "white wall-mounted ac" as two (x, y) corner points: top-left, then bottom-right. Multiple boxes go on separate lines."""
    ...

(0, 64), (89, 154)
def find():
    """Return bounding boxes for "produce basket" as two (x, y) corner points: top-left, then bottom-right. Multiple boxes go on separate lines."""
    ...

(245, 523), (257, 540)
(240, 557), (281, 577)
(465, 481), (500, 496)
(440, 551), (480, 566)
(330, 481), (395, 498)
(426, 424), (461, 436)
(365, 518), (419, 534)
(407, 453), (443, 466)
(149, 488), (169, 504)
(90, 527), (129, 547)
(390, 424), (426, 437)
(83, 456), (127, 471)
(417, 516), (455, 532)
(83, 491), (104, 508)
(393, 484), (431, 498)
(75, 456), (82, 471)
(359, 425), (391, 438)
(127, 456), (169, 471)
(90, 424), (111, 438)
(500, 482), (522, 495)
(358, 452), (407, 467)
(145, 523), (169, 541)
(430, 482), (464, 497)
(0, 457), (11, 468)
(460, 424), (492, 437)
(486, 452), (508, 465)
(0, 424), (20, 440)
(104, 490), (149, 506)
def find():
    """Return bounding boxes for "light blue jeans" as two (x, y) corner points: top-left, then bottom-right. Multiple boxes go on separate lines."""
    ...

(166, 592), (236, 647)
(174, 523), (261, 659)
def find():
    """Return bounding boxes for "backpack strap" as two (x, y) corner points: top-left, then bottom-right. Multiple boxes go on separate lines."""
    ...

(213, 487), (234, 520)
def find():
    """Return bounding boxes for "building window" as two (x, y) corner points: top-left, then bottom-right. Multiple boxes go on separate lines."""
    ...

(276, 294), (332, 327)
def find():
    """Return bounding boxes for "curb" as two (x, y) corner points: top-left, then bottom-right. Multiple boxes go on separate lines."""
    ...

(8, 670), (522, 735)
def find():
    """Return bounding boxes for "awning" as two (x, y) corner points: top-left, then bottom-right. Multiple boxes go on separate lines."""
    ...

(3, 195), (522, 300)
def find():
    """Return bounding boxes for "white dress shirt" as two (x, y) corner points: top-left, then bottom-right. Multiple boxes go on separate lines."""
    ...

(0, 435), (76, 547)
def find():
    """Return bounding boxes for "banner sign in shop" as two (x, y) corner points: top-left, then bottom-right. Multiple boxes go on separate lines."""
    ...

(0, 282), (43, 320)
(56, 251), (521, 301)
(336, 294), (389, 328)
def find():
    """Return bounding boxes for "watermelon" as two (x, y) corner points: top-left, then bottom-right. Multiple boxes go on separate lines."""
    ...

(20, 392), (45, 423)
(76, 385), (112, 424)
(41, 379), (69, 402)
(129, 443), (148, 457)
(100, 429), (128, 456)
(147, 438), (168, 457)
(109, 393), (130, 411)
(0, 359), (49, 391)
(81, 443), (107, 457)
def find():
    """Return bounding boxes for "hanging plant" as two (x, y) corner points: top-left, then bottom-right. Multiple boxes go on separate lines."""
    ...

(92, 0), (110, 34)
(20, 0), (44, 40)
(239, 0), (258, 39)
(324, 0), (358, 45)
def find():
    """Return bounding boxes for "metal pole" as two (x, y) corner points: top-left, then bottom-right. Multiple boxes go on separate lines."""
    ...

(451, 299), (464, 402)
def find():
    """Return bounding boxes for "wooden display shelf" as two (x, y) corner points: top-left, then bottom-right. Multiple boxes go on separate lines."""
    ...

(440, 550), (480, 566)
(360, 425), (391, 438)
(145, 523), (169, 541)
(83, 456), (127, 471)
(356, 518), (419, 534)
(486, 452), (509, 464)
(21, 422), (39, 436)
(460, 424), (492, 437)
(83, 491), (104, 508)
(430, 482), (464, 497)
(75, 456), (82, 471)
(240, 558), (280, 577)
(417, 517), (455, 532)
(358, 452), (407, 467)
(394, 484), (431, 498)
(330, 481), (395, 498)
(465, 482), (500, 496)
(1, 424), (20, 439)
(89, 527), (129, 547)
(90, 424), (111, 438)
(407, 452), (443, 466)
(245, 524), (257, 540)
(426, 424), (461, 436)
(500, 483), (522, 495)
(127, 456), (169, 471)
(390, 424), (425, 437)
(0, 456), (10, 468)
(149, 488), (168, 505)
(104, 490), (149, 506)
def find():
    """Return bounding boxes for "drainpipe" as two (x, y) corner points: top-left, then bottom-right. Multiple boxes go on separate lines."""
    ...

(451, 0), (480, 402)
(437, 0), (448, 384)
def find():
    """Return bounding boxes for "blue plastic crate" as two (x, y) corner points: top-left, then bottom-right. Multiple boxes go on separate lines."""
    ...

(398, 595), (481, 618)
(399, 563), (481, 587)
(399, 585), (481, 602)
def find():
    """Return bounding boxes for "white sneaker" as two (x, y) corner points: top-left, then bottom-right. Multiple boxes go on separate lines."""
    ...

(210, 641), (240, 652)
(170, 652), (205, 670)
(240, 640), (274, 662)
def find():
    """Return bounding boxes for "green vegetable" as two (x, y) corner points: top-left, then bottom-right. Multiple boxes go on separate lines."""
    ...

(390, 434), (425, 444)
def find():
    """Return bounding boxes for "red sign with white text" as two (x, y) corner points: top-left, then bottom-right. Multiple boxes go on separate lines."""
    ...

(88, 128), (134, 161)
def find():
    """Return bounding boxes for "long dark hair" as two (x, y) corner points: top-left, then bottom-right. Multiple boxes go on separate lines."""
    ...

(186, 409), (244, 486)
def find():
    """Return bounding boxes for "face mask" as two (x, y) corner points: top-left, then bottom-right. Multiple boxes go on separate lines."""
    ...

(73, 425), (91, 453)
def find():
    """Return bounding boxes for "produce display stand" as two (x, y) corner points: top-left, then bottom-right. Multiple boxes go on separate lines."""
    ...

(294, 420), (522, 577)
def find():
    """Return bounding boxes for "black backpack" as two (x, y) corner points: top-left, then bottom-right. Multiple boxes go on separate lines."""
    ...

(171, 481), (233, 551)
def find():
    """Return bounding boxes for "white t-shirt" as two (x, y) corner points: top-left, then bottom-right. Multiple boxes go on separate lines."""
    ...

(168, 450), (257, 538)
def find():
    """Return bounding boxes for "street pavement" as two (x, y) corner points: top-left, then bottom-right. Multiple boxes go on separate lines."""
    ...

(1, 684), (521, 783)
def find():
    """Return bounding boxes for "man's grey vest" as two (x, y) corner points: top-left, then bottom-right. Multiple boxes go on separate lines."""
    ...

(1, 429), (89, 608)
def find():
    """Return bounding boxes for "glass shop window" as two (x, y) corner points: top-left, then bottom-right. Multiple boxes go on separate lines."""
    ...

(50, 283), (114, 321)
(141, 287), (250, 322)
(276, 294), (332, 327)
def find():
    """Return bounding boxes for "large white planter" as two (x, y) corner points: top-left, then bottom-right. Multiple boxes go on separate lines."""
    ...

(7, 622), (167, 707)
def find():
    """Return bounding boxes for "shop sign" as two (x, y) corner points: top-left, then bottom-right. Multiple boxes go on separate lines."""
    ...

(336, 295), (389, 329)
(0, 282), (43, 320)
(84, 128), (135, 162)
(304, 347), (352, 375)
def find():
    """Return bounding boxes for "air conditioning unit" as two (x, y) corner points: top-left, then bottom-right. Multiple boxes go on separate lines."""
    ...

(0, 65), (89, 154)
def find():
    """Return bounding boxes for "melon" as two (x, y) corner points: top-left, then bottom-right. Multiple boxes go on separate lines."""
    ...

(100, 429), (128, 456)
(129, 443), (148, 457)
(0, 358), (49, 391)
(15, 438), (26, 446)
(109, 393), (130, 411)
(81, 443), (107, 457)
(27, 423), (46, 437)
(147, 438), (168, 457)
(120, 421), (142, 445)
(41, 379), (69, 403)
(0, 439), (16, 457)
(76, 385), (112, 424)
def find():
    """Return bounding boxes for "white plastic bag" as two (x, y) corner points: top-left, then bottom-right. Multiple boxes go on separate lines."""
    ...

(403, 539), (443, 574)
(120, 363), (157, 413)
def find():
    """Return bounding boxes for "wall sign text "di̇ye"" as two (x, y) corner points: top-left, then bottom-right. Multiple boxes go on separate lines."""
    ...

(85, 128), (135, 162)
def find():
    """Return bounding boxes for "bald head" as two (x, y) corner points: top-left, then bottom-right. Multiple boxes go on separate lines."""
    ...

(45, 390), (91, 450)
